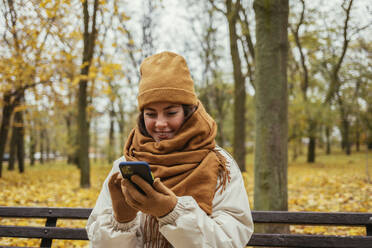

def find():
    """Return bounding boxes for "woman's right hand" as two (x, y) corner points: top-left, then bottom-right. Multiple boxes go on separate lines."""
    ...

(108, 172), (138, 223)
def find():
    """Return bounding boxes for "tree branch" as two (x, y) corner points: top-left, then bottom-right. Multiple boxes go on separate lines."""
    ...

(290, 0), (309, 100)
(238, 4), (255, 60)
(325, 0), (353, 103)
(208, 0), (227, 16)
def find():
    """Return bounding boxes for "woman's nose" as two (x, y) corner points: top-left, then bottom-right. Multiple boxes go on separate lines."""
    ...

(155, 117), (167, 129)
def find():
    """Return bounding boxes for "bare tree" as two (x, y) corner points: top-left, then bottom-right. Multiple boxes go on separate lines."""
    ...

(289, 0), (318, 162)
(322, 0), (360, 155)
(209, 0), (247, 171)
(77, 0), (99, 188)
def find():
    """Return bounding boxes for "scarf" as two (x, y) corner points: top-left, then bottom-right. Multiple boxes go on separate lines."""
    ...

(123, 101), (229, 247)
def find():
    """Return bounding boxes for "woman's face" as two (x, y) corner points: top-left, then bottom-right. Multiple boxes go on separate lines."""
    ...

(143, 102), (185, 142)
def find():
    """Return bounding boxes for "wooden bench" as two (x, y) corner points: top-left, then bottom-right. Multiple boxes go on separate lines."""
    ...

(0, 206), (371, 247)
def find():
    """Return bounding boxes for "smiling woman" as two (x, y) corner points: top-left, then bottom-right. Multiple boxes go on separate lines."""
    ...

(143, 103), (185, 142)
(86, 51), (253, 248)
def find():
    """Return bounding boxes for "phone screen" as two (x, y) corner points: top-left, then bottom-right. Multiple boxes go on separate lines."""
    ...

(119, 161), (154, 193)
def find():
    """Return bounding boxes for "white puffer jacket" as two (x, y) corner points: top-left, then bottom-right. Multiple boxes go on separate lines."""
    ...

(86, 147), (253, 248)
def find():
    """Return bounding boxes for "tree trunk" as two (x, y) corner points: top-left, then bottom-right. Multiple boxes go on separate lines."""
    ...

(307, 121), (317, 163)
(39, 128), (44, 164)
(14, 107), (25, 173)
(342, 117), (351, 155)
(355, 119), (360, 152)
(65, 115), (76, 165)
(117, 114), (125, 151)
(253, 0), (289, 235)
(292, 138), (298, 162)
(356, 136), (360, 152)
(92, 119), (98, 162)
(8, 127), (17, 171)
(325, 126), (331, 155)
(45, 129), (50, 162)
(338, 96), (351, 155)
(307, 136), (316, 163)
(216, 115), (225, 148)
(226, 0), (246, 172)
(215, 85), (226, 148)
(108, 107), (115, 163)
(78, 0), (99, 188)
(0, 94), (14, 177)
(7, 95), (25, 173)
(30, 131), (36, 166)
(78, 80), (90, 187)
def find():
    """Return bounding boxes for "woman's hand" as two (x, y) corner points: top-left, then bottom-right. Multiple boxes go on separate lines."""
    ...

(122, 175), (178, 218)
(108, 172), (138, 223)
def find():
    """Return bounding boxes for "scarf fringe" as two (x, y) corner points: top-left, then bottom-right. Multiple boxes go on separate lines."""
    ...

(214, 150), (231, 194)
(144, 215), (171, 248)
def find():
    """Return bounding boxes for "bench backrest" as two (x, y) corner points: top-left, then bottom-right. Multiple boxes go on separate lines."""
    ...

(0, 207), (371, 247)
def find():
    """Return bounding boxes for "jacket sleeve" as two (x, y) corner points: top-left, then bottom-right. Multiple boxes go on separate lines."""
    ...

(157, 148), (254, 248)
(86, 157), (144, 248)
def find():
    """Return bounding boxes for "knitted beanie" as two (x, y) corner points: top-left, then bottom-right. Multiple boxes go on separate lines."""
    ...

(137, 51), (198, 110)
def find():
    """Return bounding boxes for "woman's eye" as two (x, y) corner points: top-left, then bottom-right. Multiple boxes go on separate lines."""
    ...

(145, 113), (156, 117)
(167, 111), (178, 116)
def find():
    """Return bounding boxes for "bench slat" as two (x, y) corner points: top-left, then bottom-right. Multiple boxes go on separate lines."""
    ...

(253, 211), (372, 225)
(2, 226), (371, 248)
(1, 207), (372, 248)
(0, 226), (88, 240)
(0, 207), (91, 219)
(1, 207), (371, 226)
(248, 233), (372, 248)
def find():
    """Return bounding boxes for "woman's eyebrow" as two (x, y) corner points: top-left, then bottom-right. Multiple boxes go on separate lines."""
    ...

(144, 108), (156, 111)
(164, 105), (178, 110)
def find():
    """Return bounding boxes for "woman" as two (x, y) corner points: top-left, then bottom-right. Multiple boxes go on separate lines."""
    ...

(86, 51), (253, 248)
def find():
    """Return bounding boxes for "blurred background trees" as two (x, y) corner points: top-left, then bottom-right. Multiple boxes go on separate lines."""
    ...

(0, 0), (370, 188)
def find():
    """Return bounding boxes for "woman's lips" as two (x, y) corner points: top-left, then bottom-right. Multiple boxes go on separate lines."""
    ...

(155, 132), (173, 139)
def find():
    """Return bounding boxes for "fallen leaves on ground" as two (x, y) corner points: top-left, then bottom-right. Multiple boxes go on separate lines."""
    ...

(0, 161), (109, 247)
(242, 151), (371, 237)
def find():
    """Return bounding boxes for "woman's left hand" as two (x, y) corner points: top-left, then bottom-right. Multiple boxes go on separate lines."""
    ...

(122, 176), (178, 218)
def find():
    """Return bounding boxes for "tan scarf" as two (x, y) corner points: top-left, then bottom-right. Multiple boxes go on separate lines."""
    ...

(123, 101), (229, 247)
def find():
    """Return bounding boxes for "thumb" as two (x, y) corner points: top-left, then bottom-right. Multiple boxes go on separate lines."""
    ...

(108, 172), (124, 201)
(153, 178), (173, 195)
(108, 172), (121, 189)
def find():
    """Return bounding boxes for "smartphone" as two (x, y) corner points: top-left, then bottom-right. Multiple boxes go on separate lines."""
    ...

(119, 161), (154, 194)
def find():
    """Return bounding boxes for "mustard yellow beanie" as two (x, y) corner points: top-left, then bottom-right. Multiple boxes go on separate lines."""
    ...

(137, 51), (198, 110)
